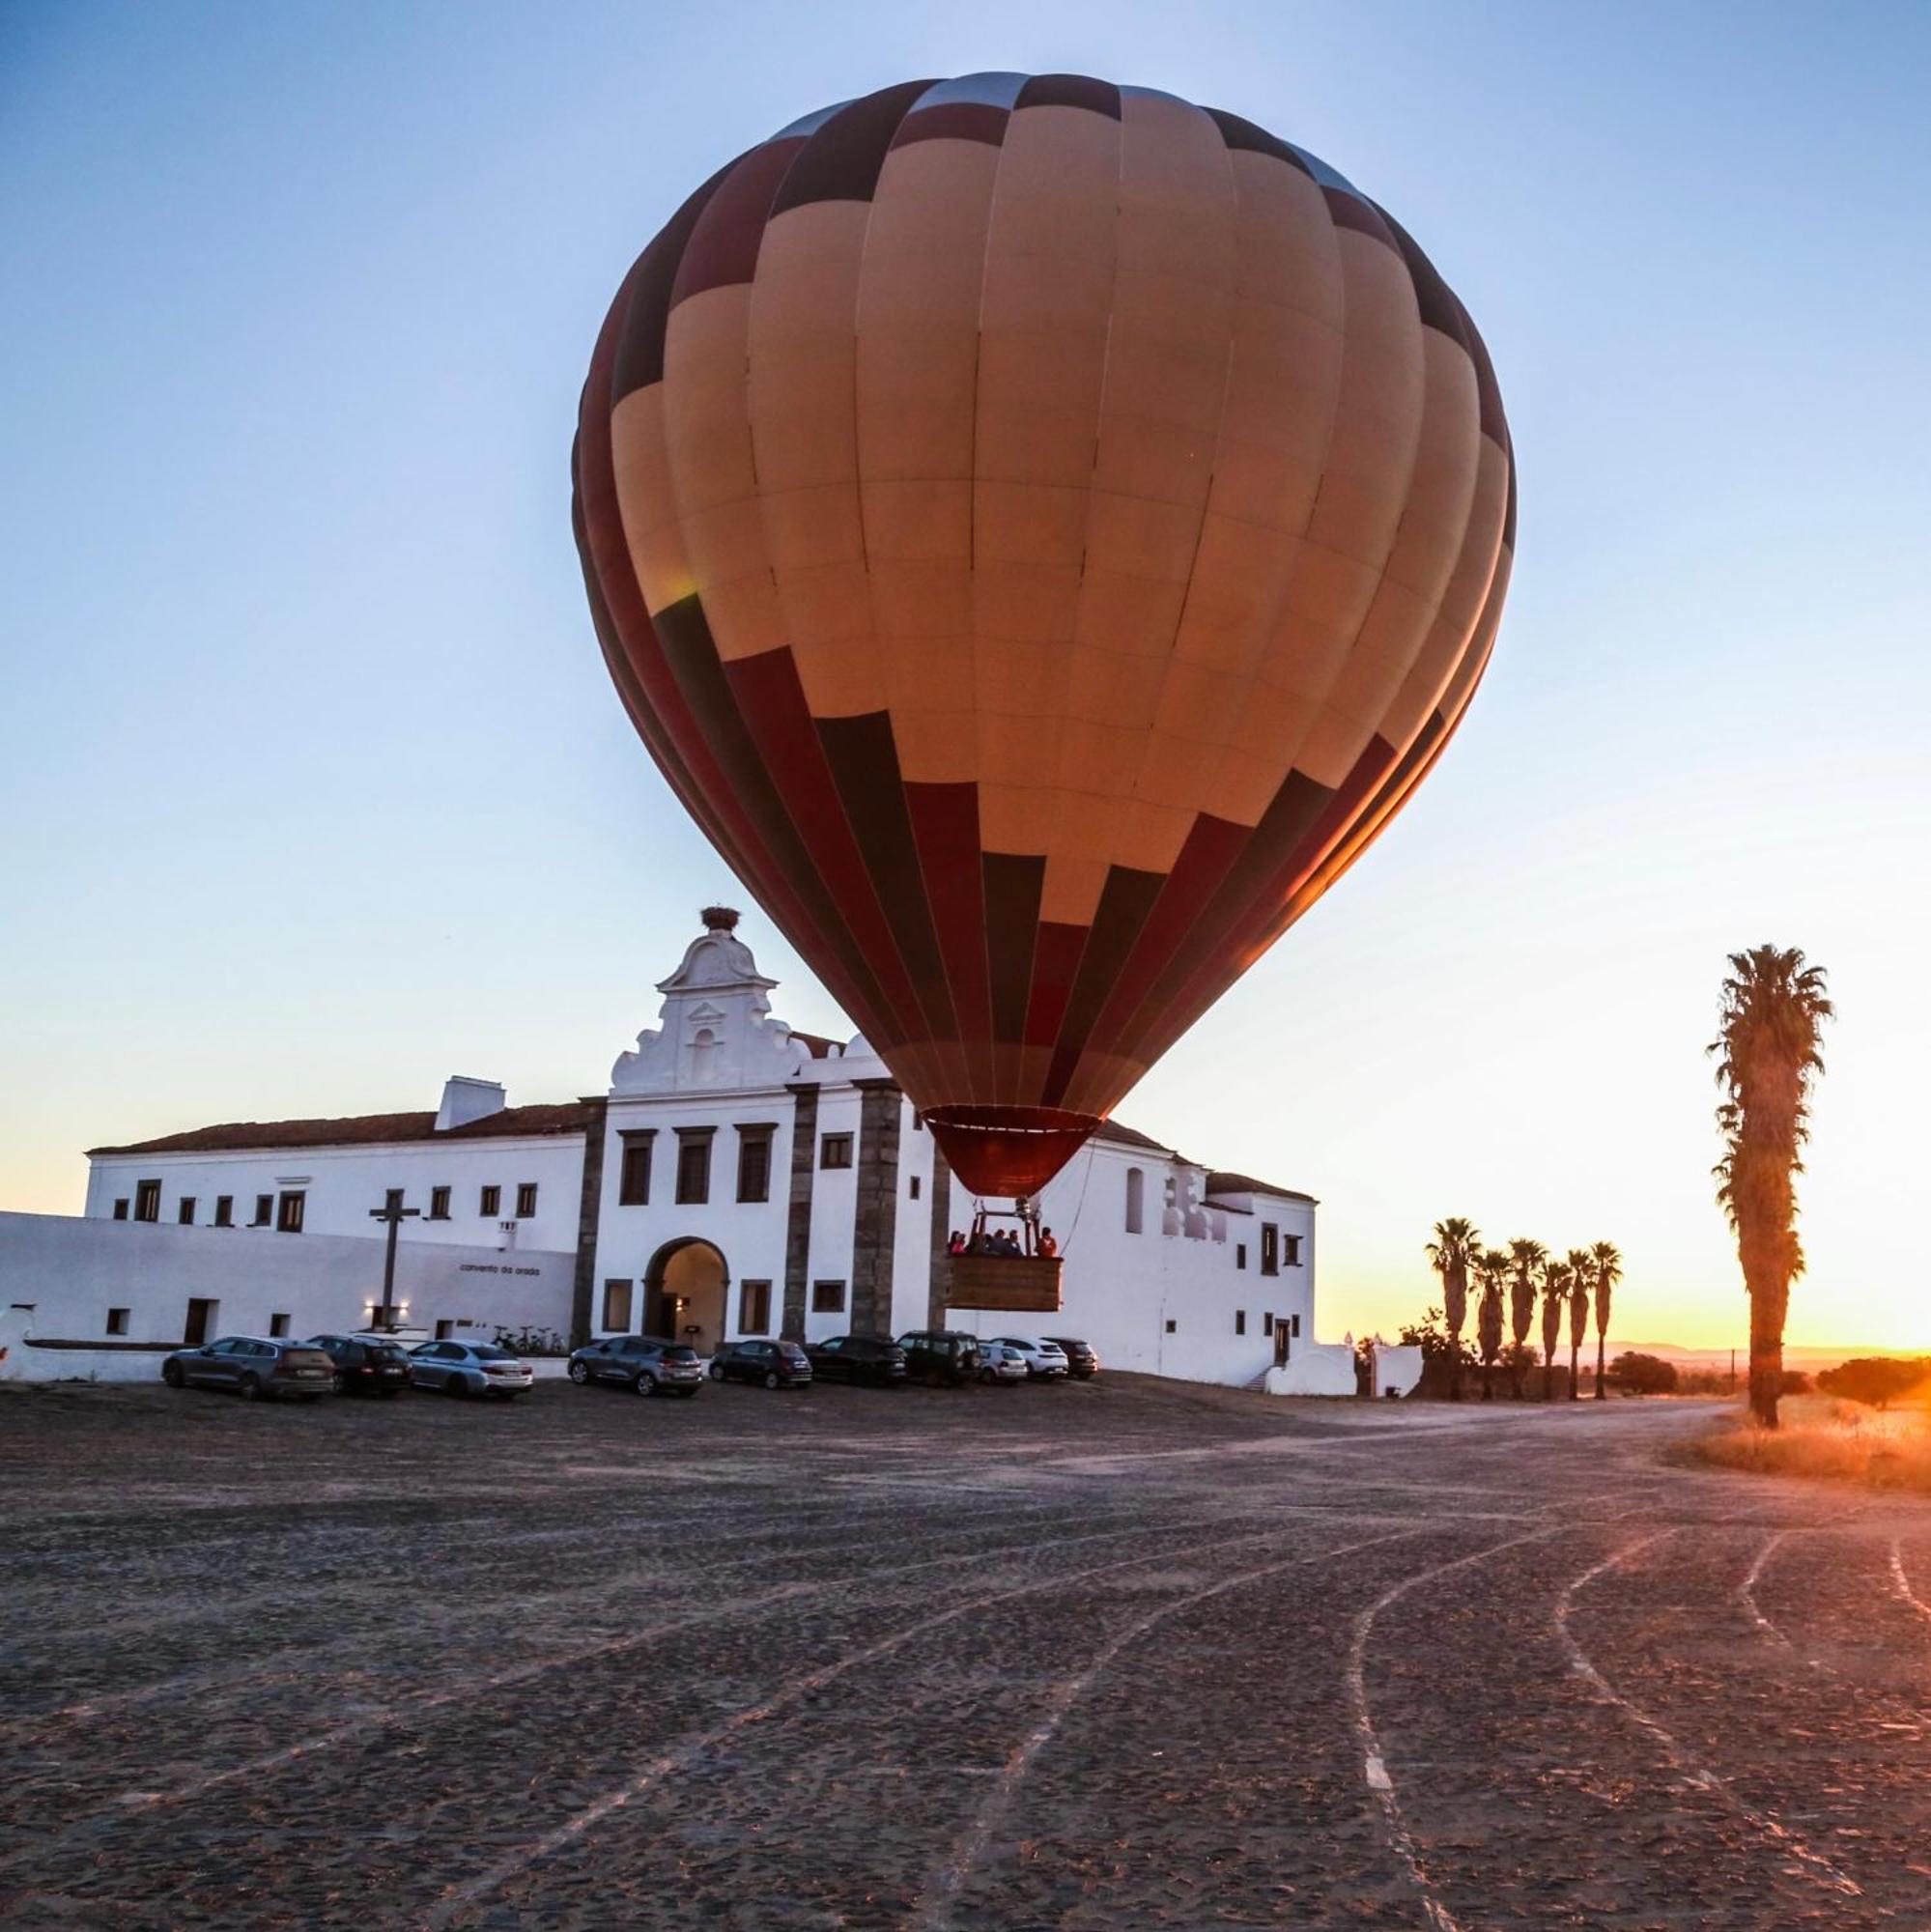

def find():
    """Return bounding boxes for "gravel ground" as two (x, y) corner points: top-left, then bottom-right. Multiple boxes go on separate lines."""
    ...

(3, 1375), (1930, 1929)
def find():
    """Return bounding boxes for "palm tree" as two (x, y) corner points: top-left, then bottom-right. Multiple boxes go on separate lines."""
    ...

(1590, 1241), (1623, 1400)
(1475, 1250), (1509, 1401)
(1540, 1261), (1568, 1400)
(1507, 1238), (1548, 1400)
(1426, 1218), (1481, 1401)
(1567, 1262), (1590, 1401)
(1710, 946), (1832, 1429)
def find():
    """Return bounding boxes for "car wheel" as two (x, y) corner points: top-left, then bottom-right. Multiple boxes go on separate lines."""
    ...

(762, 1370), (781, 1390)
(568, 1359), (591, 1385)
(161, 1361), (184, 1388)
(634, 1372), (657, 1397)
(708, 1362), (724, 1380)
(329, 1372), (347, 1395)
(239, 1374), (263, 1401)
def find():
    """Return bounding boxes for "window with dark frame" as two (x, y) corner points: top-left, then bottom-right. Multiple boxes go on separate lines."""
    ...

(429, 1185), (451, 1220)
(112, 1198), (128, 1220)
(1235, 1309), (1247, 1335)
(1264, 1312), (1275, 1335)
(133, 1179), (160, 1223)
(276, 1190), (305, 1234)
(213, 1195), (233, 1227)
(1292, 1313), (1302, 1337)
(675, 1129), (714, 1205)
(735, 1130), (772, 1204)
(1236, 1242), (1247, 1269)
(617, 1131), (654, 1205)
(909, 1174), (921, 1200)
(1261, 1223), (1279, 1275)
(1164, 1318), (1177, 1334)
(1124, 1167), (1145, 1235)
(385, 1187), (405, 1214)
(819, 1132), (852, 1171)
(738, 1278), (772, 1334)
(1283, 1233), (1304, 1266)
(251, 1194), (272, 1227)
(602, 1278), (634, 1331)
(810, 1279), (846, 1314)
(177, 1197), (196, 1225)
(105, 1307), (128, 1336)
(479, 1184), (500, 1217)
(516, 1182), (538, 1219)
(269, 1313), (290, 1339)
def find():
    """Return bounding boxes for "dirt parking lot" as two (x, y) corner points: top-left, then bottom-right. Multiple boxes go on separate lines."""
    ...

(5, 1375), (1931, 1928)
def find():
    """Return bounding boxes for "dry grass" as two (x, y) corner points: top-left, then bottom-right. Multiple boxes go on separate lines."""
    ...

(1688, 1395), (1931, 1492)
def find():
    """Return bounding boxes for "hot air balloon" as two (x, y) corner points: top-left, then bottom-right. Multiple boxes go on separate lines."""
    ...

(574, 72), (1515, 1203)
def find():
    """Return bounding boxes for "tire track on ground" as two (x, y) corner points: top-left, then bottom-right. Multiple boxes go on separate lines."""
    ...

(907, 1523), (1434, 1930)
(422, 1517), (1387, 1927)
(1553, 1531), (1861, 1901)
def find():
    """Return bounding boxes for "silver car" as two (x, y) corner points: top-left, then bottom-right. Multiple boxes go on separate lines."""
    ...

(407, 1340), (534, 1399)
(977, 1342), (1029, 1384)
(989, 1336), (1070, 1378)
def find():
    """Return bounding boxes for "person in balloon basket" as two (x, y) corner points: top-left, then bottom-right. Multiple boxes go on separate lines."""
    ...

(946, 1229), (967, 1257)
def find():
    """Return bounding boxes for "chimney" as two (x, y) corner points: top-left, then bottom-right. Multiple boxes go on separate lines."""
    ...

(436, 1076), (506, 1132)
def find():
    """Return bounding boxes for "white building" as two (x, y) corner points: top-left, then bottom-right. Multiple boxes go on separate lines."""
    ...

(14, 913), (1333, 1389)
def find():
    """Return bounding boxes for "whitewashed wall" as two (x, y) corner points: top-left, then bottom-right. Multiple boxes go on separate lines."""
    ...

(942, 1138), (1320, 1388)
(0, 1211), (574, 1382)
(593, 1091), (794, 1336)
(84, 1134), (585, 1258)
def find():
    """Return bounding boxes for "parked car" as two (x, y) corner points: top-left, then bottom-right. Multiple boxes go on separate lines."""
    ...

(708, 1339), (813, 1389)
(349, 1327), (435, 1352)
(305, 1332), (412, 1396)
(406, 1340), (535, 1399)
(161, 1336), (336, 1402)
(977, 1341), (1030, 1384)
(567, 1335), (704, 1397)
(896, 1330), (984, 1386)
(1042, 1335), (1099, 1379)
(804, 1334), (907, 1386)
(989, 1336), (1070, 1379)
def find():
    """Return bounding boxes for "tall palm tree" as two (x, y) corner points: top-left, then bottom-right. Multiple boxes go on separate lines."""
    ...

(1426, 1218), (1481, 1401)
(1567, 1262), (1590, 1401)
(1590, 1241), (1623, 1401)
(1710, 946), (1832, 1428)
(1507, 1238), (1548, 1401)
(1540, 1260), (1569, 1401)
(1475, 1249), (1509, 1402)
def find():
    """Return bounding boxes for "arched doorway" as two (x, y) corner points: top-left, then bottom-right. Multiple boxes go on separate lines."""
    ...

(645, 1237), (729, 1356)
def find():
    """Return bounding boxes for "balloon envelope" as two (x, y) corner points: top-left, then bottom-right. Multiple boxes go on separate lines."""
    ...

(574, 72), (1515, 1197)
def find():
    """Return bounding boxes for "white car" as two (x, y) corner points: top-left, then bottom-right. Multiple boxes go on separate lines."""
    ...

(977, 1342), (1029, 1384)
(990, 1336), (1070, 1379)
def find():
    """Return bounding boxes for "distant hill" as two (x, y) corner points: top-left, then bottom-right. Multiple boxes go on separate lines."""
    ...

(1613, 1342), (1926, 1374)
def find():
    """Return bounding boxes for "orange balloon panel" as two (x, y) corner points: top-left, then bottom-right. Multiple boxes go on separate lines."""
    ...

(575, 73), (1516, 1197)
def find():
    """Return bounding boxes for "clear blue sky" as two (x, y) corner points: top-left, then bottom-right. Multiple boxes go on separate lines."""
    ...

(5, 1), (1927, 1349)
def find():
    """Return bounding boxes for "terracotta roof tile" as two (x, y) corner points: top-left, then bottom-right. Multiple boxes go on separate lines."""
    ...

(88, 1102), (592, 1158)
(1206, 1169), (1318, 1206)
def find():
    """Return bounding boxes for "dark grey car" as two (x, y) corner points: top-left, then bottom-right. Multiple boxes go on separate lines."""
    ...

(567, 1335), (704, 1397)
(161, 1336), (336, 1401)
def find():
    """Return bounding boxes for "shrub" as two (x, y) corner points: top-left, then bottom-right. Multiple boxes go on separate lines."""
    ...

(1607, 1350), (1678, 1395)
(1815, 1357), (1931, 1409)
